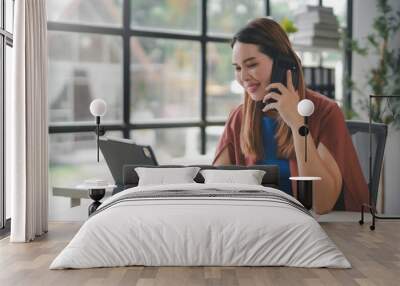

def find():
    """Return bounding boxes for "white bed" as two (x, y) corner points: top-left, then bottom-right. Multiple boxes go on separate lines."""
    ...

(50, 183), (350, 269)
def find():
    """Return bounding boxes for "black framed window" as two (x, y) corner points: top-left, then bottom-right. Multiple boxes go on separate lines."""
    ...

(47, 0), (351, 220)
(48, 1), (268, 159)
(1, 0), (14, 233)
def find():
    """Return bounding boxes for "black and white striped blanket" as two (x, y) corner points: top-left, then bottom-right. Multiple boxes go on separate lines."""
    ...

(91, 188), (311, 217)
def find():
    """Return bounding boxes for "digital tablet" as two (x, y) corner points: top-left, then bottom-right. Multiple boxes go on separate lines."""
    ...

(99, 136), (158, 185)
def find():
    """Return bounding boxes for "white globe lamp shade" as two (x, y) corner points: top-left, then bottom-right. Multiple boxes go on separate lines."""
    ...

(297, 99), (314, 117)
(90, 99), (107, 117)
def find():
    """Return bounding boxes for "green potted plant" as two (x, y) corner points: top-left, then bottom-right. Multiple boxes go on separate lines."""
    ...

(280, 17), (298, 35)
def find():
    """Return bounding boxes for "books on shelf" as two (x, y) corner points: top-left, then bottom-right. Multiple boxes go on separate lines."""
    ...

(291, 37), (340, 49)
(291, 29), (341, 39)
(295, 11), (338, 26)
(295, 22), (339, 32)
(296, 5), (334, 15)
(292, 5), (340, 49)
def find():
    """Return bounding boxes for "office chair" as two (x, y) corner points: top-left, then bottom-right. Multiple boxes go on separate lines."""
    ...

(346, 120), (392, 230)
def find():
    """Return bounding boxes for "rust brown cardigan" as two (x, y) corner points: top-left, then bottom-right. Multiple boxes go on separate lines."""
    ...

(212, 89), (368, 211)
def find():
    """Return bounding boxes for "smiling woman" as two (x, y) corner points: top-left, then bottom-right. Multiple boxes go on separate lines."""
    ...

(213, 17), (368, 214)
(232, 51), (272, 99)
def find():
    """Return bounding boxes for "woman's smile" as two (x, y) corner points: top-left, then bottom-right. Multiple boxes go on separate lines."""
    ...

(245, 82), (261, 94)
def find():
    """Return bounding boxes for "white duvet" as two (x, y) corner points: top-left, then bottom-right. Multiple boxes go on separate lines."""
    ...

(50, 183), (351, 269)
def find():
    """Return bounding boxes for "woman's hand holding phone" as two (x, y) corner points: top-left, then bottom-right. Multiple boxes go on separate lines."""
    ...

(262, 70), (303, 130)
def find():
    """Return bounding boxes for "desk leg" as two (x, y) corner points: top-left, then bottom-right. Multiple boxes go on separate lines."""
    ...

(297, 180), (313, 210)
(88, 201), (102, 216)
(88, 189), (105, 216)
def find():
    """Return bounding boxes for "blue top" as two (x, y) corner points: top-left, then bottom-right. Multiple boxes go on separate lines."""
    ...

(257, 116), (292, 195)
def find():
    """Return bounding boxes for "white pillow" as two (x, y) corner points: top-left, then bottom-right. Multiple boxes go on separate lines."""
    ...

(135, 167), (201, 186)
(200, 169), (266, 185)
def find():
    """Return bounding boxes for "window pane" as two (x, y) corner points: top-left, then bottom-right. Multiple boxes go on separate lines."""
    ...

(321, 50), (342, 69)
(270, 0), (318, 22)
(207, 42), (242, 120)
(5, 45), (12, 219)
(208, 0), (265, 36)
(130, 128), (201, 164)
(131, 0), (200, 33)
(5, 0), (14, 33)
(206, 126), (224, 157)
(47, 0), (122, 26)
(130, 37), (200, 122)
(296, 50), (321, 66)
(48, 31), (123, 124)
(49, 131), (122, 221)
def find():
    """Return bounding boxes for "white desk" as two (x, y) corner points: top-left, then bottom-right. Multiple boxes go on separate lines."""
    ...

(52, 186), (114, 208)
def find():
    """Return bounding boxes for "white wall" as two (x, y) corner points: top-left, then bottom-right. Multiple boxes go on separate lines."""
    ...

(352, 0), (400, 214)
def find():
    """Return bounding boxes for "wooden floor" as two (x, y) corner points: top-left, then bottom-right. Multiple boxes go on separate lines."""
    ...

(0, 220), (399, 286)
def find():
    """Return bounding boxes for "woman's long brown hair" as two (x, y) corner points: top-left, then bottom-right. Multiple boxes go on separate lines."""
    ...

(231, 17), (306, 161)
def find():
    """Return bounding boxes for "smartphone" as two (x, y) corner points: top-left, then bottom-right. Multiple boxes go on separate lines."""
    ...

(261, 57), (300, 108)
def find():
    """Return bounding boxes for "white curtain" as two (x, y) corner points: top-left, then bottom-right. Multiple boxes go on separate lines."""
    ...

(7, 0), (48, 242)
